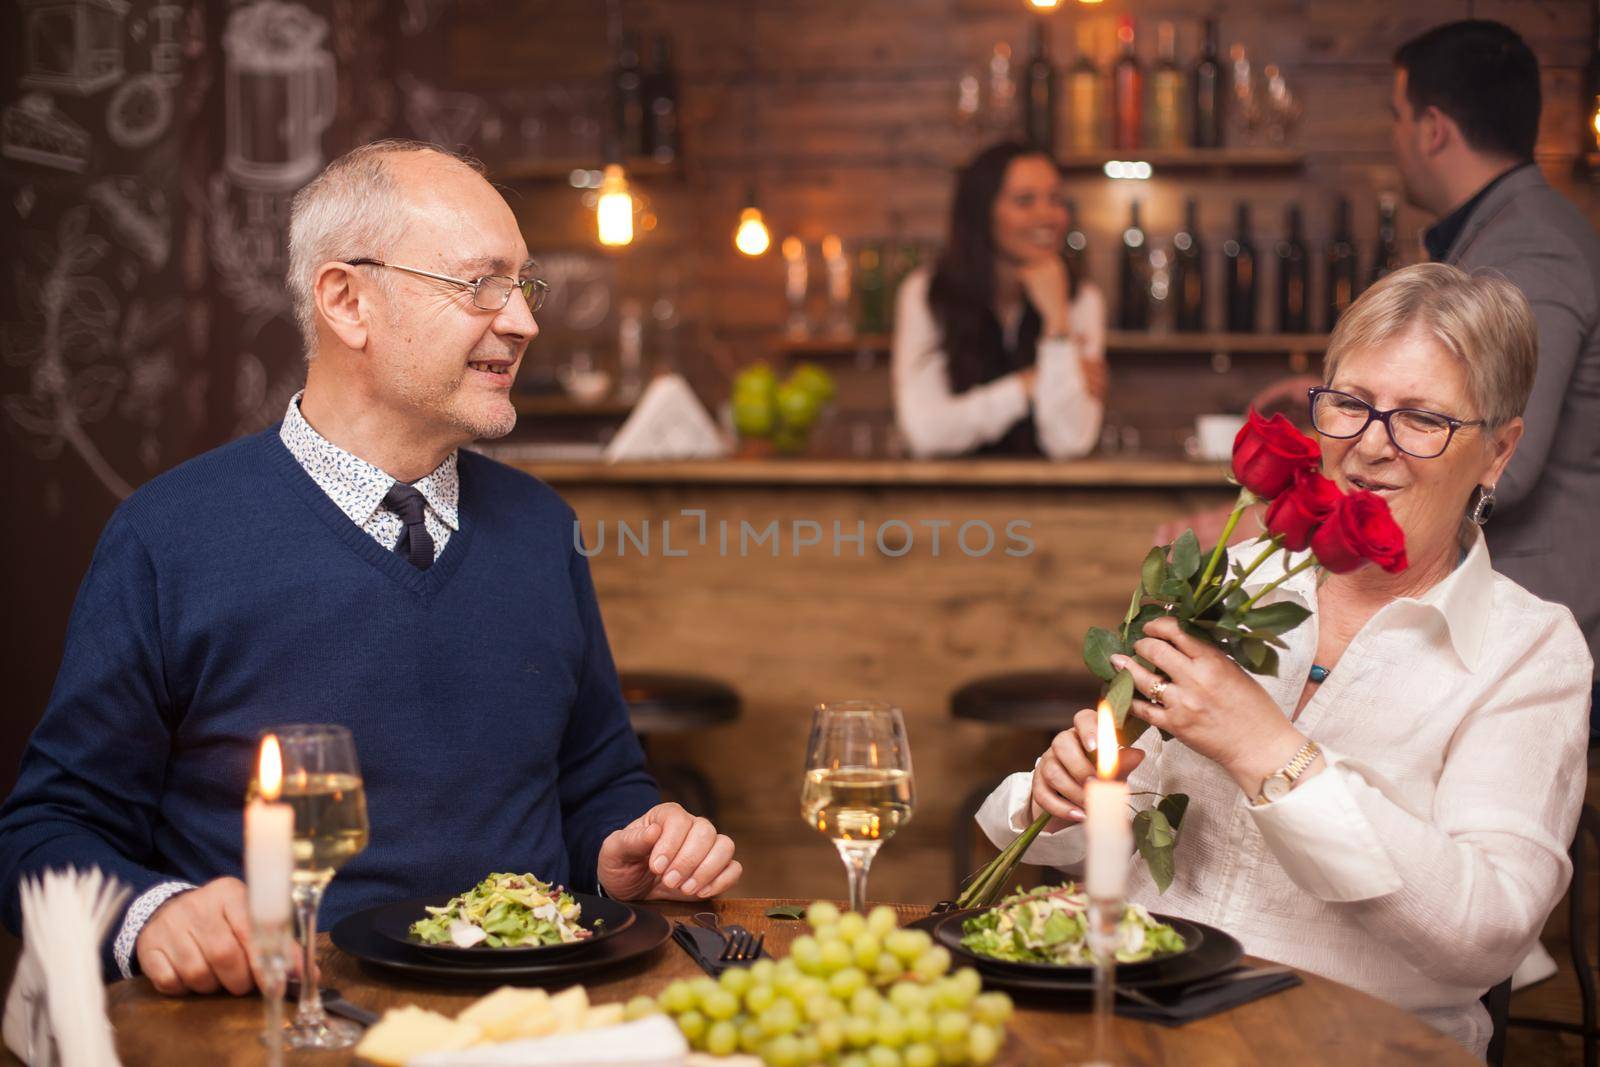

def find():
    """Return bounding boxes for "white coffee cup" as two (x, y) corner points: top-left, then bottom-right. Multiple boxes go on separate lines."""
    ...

(1193, 414), (1245, 461)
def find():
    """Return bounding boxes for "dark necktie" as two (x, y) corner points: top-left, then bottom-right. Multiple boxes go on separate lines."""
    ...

(383, 483), (434, 571)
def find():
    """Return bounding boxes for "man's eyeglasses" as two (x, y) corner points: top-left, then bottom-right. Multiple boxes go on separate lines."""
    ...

(1307, 387), (1485, 459)
(347, 258), (549, 313)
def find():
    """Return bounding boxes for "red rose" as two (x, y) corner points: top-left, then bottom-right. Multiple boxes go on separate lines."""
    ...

(1264, 469), (1343, 551)
(1309, 490), (1409, 574)
(1232, 409), (1322, 500)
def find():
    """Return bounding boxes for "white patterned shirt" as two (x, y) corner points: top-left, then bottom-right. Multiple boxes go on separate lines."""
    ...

(977, 530), (1592, 1057)
(111, 391), (461, 978)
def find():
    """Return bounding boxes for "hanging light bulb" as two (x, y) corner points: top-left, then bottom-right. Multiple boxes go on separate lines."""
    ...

(1591, 93), (1600, 152)
(734, 190), (771, 257)
(1027, 0), (1062, 8)
(597, 164), (635, 248)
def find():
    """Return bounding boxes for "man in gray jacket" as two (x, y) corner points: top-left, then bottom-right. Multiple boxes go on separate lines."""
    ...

(1393, 20), (1600, 726)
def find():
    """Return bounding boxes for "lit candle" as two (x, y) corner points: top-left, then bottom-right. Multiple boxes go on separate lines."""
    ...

(1084, 701), (1132, 899)
(245, 735), (293, 925)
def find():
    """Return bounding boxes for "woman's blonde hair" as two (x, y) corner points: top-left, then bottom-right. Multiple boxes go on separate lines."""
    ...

(1323, 262), (1537, 426)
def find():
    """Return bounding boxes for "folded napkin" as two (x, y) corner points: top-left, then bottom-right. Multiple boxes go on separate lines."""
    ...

(2, 867), (130, 1067)
(670, 922), (770, 978)
(1116, 966), (1303, 1026)
(408, 1015), (687, 1067)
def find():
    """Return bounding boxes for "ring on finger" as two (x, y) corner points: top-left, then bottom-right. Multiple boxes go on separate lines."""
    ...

(1148, 678), (1168, 707)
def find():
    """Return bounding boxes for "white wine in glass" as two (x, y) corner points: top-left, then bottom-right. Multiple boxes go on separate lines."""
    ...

(252, 724), (369, 1051)
(802, 702), (915, 912)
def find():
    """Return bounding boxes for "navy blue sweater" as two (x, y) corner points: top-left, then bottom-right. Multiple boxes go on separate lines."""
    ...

(0, 429), (658, 979)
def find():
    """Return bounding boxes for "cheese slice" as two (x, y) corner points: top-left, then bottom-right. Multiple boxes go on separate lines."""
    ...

(354, 1006), (479, 1067)
(458, 986), (551, 1043)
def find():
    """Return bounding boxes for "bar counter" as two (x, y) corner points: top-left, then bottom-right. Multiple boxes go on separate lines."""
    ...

(501, 454), (1237, 905)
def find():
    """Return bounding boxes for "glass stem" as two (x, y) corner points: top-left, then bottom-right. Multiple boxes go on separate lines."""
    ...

(291, 881), (325, 1028)
(835, 841), (880, 913)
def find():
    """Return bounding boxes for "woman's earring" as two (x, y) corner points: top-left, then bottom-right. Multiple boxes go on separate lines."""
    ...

(1469, 483), (1497, 526)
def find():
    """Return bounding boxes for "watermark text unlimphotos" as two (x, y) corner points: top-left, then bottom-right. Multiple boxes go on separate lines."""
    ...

(575, 510), (1035, 559)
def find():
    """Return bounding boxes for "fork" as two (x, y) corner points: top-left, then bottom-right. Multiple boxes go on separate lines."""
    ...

(693, 912), (765, 962)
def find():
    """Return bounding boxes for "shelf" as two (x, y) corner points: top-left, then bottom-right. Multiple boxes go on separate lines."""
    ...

(1055, 148), (1305, 174)
(774, 331), (1327, 358)
(494, 157), (681, 184)
(512, 394), (635, 418)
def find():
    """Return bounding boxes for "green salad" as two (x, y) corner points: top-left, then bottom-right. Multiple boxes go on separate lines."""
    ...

(960, 884), (1186, 966)
(409, 872), (591, 949)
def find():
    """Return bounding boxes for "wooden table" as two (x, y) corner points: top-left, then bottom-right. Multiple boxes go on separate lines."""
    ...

(11, 899), (1477, 1067)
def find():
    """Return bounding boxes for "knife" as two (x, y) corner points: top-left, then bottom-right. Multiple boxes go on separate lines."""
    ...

(284, 982), (380, 1027)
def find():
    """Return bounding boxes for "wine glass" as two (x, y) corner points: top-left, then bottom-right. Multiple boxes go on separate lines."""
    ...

(801, 702), (915, 913)
(249, 724), (369, 1050)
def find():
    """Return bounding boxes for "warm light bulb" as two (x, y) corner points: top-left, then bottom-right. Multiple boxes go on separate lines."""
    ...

(1591, 94), (1600, 151)
(1095, 701), (1118, 779)
(597, 164), (634, 248)
(259, 734), (283, 802)
(735, 206), (771, 257)
(1027, 0), (1062, 8)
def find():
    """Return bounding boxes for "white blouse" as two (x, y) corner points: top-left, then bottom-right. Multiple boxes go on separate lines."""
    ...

(891, 266), (1105, 459)
(977, 530), (1592, 1056)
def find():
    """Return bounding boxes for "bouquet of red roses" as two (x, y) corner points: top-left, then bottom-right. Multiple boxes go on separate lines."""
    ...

(957, 409), (1407, 906)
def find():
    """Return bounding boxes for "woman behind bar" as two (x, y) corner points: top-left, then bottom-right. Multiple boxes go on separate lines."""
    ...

(892, 142), (1107, 458)
(978, 263), (1591, 1056)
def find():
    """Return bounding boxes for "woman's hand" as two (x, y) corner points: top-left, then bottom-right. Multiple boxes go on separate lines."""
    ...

(1017, 256), (1072, 337)
(1114, 617), (1308, 796)
(1030, 708), (1146, 827)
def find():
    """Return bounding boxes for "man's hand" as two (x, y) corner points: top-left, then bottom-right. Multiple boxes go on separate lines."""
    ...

(597, 802), (743, 902)
(135, 877), (259, 996)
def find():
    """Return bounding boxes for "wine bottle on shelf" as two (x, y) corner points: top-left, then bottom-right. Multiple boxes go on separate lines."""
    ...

(1065, 23), (1103, 151)
(1370, 193), (1401, 286)
(1023, 19), (1057, 154)
(1325, 197), (1361, 330)
(1173, 197), (1206, 332)
(1224, 203), (1258, 333)
(1111, 16), (1143, 151)
(855, 242), (888, 336)
(1276, 204), (1310, 333)
(1149, 21), (1186, 150)
(1191, 17), (1225, 149)
(612, 31), (646, 158)
(642, 34), (678, 164)
(1064, 199), (1088, 284)
(1119, 200), (1150, 331)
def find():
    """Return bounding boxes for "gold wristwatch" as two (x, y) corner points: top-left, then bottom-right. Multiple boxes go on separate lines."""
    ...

(1252, 740), (1321, 806)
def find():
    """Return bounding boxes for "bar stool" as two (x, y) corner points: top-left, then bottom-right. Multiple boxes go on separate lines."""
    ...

(948, 671), (1101, 890)
(620, 671), (740, 822)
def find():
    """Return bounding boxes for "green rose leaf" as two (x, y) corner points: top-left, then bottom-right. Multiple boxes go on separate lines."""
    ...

(1122, 585), (1142, 633)
(1084, 627), (1126, 682)
(1239, 601), (1313, 635)
(1170, 530), (1201, 581)
(1134, 810), (1177, 892)
(1141, 546), (1168, 597)
(1106, 668), (1135, 726)
(1254, 644), (1281, 677)
(1240, 637), (1267, 670)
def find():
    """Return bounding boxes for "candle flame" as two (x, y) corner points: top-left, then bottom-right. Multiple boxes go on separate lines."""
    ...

(259, 734), (283, 802)
(1095, 701), (1118, 779)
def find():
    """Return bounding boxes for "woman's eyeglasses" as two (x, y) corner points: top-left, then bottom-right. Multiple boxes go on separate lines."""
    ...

(1307, 387), (1484, 459)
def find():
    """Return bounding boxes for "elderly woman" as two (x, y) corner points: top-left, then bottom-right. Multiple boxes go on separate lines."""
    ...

(977, 263), (1592, 1056)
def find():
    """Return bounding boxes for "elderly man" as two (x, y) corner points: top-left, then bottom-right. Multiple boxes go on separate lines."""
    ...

(0, 140), (742, 994)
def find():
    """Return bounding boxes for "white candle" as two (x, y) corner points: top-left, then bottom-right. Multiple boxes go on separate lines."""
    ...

(245, 735), (293, 925)
(1084, 702), (1132, 899)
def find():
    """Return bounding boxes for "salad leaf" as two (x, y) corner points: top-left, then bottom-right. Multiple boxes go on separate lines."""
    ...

(959, 884), (1186, 966)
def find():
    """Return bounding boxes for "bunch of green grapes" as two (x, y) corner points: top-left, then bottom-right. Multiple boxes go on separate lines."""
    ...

(635, 902), (1014, 1067)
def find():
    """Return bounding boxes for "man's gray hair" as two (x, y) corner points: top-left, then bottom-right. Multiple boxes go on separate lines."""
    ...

(286, 139), (484, 360)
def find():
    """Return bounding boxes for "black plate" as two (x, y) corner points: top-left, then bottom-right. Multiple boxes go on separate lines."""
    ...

(933, 907), (1205, 980)
(373, 892), (636, 961)
(331, 900), (671, 984)
(931, 910), (1243, 994)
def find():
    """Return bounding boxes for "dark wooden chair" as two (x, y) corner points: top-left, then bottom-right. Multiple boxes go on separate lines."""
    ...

(948, 671), (1100, 891)
(619, 672), (740, 822)
(1504, 801), (1600, 1067)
